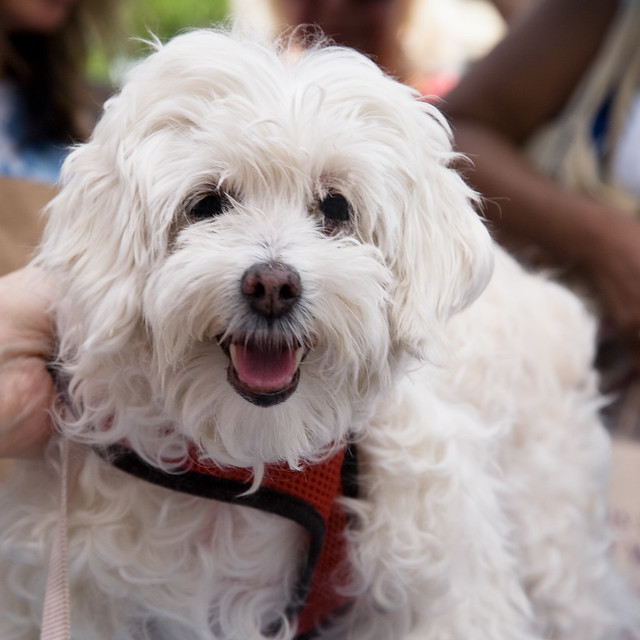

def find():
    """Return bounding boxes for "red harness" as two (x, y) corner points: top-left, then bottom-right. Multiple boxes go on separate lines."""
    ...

(100, 442), (357, 639)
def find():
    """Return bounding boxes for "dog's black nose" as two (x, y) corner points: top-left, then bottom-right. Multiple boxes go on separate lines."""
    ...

(241, 262), (301, 318)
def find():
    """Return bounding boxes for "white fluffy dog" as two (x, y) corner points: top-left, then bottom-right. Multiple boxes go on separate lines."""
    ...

(0, 29), (636, 640)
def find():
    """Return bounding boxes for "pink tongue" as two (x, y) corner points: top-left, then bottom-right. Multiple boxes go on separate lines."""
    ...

(233, 343), (298, 391)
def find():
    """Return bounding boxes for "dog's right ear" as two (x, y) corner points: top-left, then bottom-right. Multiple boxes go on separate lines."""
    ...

(388, 111), (495, 363)
(34, 121), (152, 359)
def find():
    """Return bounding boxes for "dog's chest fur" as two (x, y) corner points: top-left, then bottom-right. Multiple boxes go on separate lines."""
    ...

(11, 451), (309, 638)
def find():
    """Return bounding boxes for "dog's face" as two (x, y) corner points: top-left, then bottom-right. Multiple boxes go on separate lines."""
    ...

(40, 30), (493, 468)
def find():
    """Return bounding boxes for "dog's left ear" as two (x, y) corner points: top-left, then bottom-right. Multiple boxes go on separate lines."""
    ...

(389, 111), (494, 362)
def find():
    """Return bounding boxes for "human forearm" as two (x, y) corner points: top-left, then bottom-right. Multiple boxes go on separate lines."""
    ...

(452, 120), (640, 364)
(451, 120), (616, 268)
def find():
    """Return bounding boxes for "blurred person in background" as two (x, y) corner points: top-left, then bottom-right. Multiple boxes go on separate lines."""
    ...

(233, 0), (510, 99)
(0, 0), (123, 275)
(445, 0), (640, 435)
(0, 0), (122, 184)
(267, 0), (422, 87)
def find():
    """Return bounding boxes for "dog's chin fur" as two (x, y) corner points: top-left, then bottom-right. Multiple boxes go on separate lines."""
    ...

(0, 29), (637, 640)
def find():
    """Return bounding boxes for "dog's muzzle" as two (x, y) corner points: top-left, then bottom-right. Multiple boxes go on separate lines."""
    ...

(221, 261), (308, 407)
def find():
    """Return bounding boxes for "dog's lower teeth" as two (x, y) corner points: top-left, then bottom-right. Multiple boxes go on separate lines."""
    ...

(229, 343), (238, 369)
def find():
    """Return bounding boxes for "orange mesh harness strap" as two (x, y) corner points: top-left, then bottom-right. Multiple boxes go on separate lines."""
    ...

(97, 442), (358, 639)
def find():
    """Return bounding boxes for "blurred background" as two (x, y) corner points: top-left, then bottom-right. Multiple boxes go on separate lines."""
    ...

(91, 0), (507, 89)
(88, 0), (229, 83)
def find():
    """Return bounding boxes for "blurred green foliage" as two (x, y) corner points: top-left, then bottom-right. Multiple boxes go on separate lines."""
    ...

(125, 0), (230, 43)
(88, 0), (230, 84)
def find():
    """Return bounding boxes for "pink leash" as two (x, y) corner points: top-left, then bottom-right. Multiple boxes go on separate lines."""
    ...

(40, 438), (85, 640)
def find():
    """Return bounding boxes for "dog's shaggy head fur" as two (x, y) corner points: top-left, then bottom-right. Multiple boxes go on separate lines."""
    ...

(38, 30), (493, 473)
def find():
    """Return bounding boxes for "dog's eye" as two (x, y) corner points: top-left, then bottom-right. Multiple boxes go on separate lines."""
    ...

(189, 193), (229, 220)
(319, 193), (350, 222)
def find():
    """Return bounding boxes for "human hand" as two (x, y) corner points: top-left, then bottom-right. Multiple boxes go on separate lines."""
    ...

(0, 268), (55, 457)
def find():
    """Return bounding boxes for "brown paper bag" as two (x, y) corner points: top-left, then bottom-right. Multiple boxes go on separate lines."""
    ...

(0, 177), (57, 276)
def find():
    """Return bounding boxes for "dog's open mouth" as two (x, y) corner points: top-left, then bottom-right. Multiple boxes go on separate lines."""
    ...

(220, 337), (306, 407)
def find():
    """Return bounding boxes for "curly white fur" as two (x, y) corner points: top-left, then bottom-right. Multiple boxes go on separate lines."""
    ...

(0, 29), (636, 640)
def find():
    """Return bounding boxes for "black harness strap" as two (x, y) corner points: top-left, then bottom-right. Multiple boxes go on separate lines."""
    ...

(95, 443), (357, 638)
